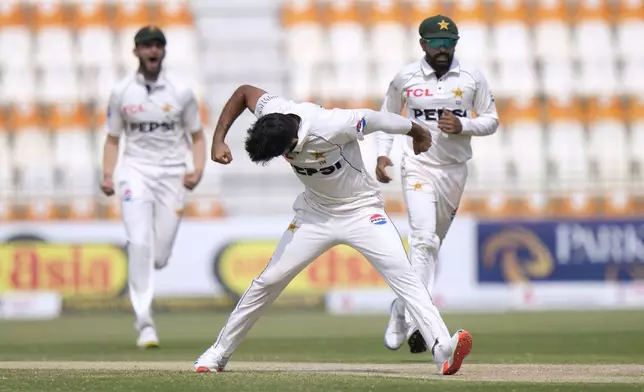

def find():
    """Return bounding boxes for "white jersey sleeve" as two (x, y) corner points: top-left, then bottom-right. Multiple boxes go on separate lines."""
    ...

(376, 73), (406, 157)
(320, 108), (412, 145)
(254, 93), (292, 118)
(106, 89), (125, 137)
(458, 69), (499, 137)
(181, 89), (202, 134)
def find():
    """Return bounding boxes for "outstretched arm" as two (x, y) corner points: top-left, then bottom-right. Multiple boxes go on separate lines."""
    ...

(211, 85), (267, 163)
(376, 77), (405, 157)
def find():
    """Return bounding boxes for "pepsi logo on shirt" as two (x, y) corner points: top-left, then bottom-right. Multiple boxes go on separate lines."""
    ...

(370, 214), (387, 225)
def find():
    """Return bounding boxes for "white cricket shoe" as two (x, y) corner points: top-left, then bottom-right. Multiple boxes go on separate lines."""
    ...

(435, 329), (473, 376)
(137, 326), (159, 349)
(193, 347), (229, 373)
(383, 298), (407, 350)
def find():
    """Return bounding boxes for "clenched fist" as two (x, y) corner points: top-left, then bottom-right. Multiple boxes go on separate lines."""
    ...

(438, 109), (463, 134)
(212, 141), (233, 164)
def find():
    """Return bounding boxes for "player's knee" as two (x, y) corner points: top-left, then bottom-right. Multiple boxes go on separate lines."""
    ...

(154, 242), (172, 270)
(128, 242), (151, 259)
(410, 230), (441, 253)
(255, 269), (289, 290)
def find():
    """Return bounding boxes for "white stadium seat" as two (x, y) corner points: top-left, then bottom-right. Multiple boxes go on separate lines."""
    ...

(506, 120), (547, 192)
(326, 0), (368, 104)
(11, 105), (55, 198)
(0, 1), (31, 70)
(470, 126), (508, 190)
(50, 105), (96, 198)
(39, 68), (80, 105)
(0, 67), (36, 105)
(540, 60), (576, 100)
(0, 127), (13, 198)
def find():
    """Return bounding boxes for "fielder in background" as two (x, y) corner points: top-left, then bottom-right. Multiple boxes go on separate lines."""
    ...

(100, 26), (206, 349)
(193, 84), (472, 376)
(376, 15), (499, 354)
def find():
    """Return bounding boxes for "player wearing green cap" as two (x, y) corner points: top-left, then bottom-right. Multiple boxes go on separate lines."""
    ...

(376, 15), (498, 358)
(101, 25), (206, 349)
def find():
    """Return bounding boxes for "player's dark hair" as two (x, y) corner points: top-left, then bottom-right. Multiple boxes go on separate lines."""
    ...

(244, 113), (298, 164)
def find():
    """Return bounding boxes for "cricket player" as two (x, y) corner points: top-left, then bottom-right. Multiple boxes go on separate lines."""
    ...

(376, 15), (499, 354)
(192, 84), (473, 375)
(100, 26), (206, 348)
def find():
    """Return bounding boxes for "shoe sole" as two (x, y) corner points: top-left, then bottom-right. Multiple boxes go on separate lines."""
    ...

(195, 366), (225, 373)
(407, 330), (427, 354)
(138, 342), (160, 349)
(441, 329), (473, 376)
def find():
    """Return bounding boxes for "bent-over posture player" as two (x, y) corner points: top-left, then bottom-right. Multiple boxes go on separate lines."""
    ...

(376, 15), (499, 354)
(101, 26), (206, 348)
(192, 84), (472, 375)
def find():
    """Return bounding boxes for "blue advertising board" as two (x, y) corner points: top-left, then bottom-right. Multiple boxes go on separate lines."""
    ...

(477, 219), (644, 283)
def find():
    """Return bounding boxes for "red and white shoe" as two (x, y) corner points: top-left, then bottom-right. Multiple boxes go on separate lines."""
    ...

(440, 329), (472, 376)
(193, 347), (229, 373)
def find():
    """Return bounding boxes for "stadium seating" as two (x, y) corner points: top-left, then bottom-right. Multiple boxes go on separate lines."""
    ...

(1, 0), (644, 220)
(279, 0), (644, 218)
(0, 0), (214, 220)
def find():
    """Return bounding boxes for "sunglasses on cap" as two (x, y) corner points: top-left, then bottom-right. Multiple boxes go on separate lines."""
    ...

(423, 38), (457, 49)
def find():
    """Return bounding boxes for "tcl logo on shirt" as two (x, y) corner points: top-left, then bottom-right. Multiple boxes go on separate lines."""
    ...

(405, 88), (433, 97)
(411, 108), (467, 122)
(122, 105), (144, 114)
(128, 122), (176, 133)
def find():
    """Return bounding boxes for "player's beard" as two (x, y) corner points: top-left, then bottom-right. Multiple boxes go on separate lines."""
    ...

(140, 57), (162, 77)
(427, 52), (453, 74)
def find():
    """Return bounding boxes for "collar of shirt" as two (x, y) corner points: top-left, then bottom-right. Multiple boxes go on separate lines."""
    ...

(421, 57), (461, 77)
(135, 69), (167, 88)
(288, 112), (311, 153)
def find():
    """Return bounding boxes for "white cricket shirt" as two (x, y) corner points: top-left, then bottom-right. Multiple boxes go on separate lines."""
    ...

(376, 58), (499, 166)
(254, 94), (409, 213)
(106, 70), (202, 168)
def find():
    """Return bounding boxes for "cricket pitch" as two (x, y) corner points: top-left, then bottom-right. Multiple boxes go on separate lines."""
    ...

(1, 362), (643, 384)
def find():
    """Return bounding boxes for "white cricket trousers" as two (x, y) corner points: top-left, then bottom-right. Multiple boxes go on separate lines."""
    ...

(401, 159), (467, 326)
(210, 194), (451, 358)
(116, 163), (186, 330)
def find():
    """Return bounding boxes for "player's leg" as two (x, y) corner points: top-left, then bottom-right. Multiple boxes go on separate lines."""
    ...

(193, 212), (334, 372)
(384, 171), (441, 352)
(399, 173), (442, 353)
(152, 173), (186, 270)
(346, 208), (472, 375)
(117, 166), (157, 347)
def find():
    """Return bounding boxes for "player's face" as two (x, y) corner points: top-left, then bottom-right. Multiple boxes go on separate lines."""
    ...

(134, 41), (166, 74)
(420, 38), (456, 71)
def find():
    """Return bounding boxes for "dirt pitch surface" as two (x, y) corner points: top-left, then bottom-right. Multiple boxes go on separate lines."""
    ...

(1, 361), (644, 384)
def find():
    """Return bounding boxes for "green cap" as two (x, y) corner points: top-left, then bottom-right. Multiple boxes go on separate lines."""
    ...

(418, 15), (459, 40)
(134, 25), (167, 45)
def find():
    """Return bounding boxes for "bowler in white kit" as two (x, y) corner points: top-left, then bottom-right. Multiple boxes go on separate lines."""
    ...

(376, 15), (499, 353)
(100, 26), (206, 348)
(193, 84), (472, 375)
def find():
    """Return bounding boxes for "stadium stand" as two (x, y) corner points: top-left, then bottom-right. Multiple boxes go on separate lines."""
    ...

(0, 0), (643, 220)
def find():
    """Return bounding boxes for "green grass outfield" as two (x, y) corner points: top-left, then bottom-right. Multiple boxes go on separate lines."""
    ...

(0, 310), (643, 391)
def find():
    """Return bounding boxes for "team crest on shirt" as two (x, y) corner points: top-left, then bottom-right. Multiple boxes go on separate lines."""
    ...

(287, 219), (299, 232)
(369, 214), (387, 225)
(453, 87), (464, 105)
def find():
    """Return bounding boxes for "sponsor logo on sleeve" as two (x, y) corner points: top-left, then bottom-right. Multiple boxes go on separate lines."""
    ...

(356, 117), (366, 140)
